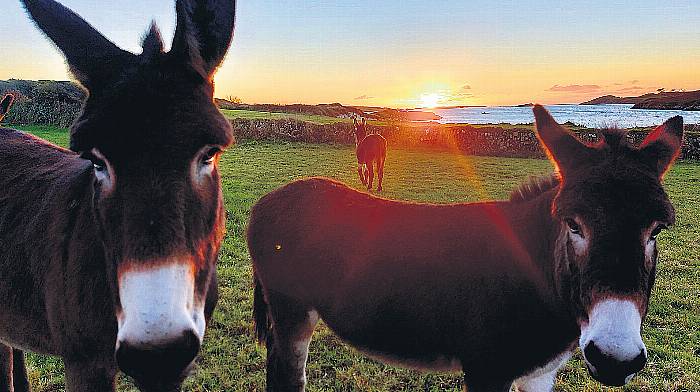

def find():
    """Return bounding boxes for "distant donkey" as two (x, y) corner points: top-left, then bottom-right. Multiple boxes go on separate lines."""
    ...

(0, 0), (236, 391)
(0, 94), (13, 122)
(353, 117), (387, 191)
(249, 106), (683, 391)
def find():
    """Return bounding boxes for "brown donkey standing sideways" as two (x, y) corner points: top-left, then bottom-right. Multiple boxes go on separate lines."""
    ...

(249, 106), (683, 391)
(353, 117), (387, 191)
(0, 0), (236, 391)
(0, 94), (13, 122)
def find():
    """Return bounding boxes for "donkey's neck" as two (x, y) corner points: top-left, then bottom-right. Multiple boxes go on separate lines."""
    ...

(505, 186), (568, 303)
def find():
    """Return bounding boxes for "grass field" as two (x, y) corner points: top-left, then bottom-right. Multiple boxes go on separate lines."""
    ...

(221, 109), (348, 125)
(9, 125), (700, 391)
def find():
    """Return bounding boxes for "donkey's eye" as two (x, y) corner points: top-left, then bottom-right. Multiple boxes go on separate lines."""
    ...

(82, 149), (113, 191)
(81, 152), (107, 173)
(201, 147), (221, 165)
(565, 219), (582, 236)
(93, 160), (106, 172)
(650, 224), (666, 240)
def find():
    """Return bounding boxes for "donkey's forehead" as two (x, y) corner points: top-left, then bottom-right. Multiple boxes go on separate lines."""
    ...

(557, 168), (674, 225)
(70, 66), (233, 154)
(581, 129), (659, 174)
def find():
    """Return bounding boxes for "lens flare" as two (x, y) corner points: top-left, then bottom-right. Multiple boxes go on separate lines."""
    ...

(420, 93), (441, 108)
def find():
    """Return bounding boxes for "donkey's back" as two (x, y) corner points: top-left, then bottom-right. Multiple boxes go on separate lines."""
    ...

(0, 128), (94, 353)
(0, 128), (89, 200)
(356, 133), (387, 164)
(0, 128), (92, 257)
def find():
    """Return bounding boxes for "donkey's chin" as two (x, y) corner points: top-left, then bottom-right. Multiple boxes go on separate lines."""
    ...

(116, 316), (203, 389)
(585, 362), (636, 387)
(117, 331), (199, 392)
(133, 373), (189, 392)
(135, 376), (189, 392)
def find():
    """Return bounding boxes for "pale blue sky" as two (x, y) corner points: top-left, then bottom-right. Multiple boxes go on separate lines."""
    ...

(2, 1), (699, 106)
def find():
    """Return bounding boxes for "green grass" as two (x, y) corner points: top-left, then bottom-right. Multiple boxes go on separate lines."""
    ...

(8, 126), (700, 391)
(9, 124), (71, 147)
(221, 109), (349, 125)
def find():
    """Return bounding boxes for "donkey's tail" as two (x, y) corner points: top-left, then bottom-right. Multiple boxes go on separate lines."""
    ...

(253, 272), (271, 345)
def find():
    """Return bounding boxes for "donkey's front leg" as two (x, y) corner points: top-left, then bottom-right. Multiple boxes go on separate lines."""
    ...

(366, 162), (374, 191)
(0, 344), (13, 392)
(11, 349), (29, 392)
(0, 346), (31, 392)
(64, 358), (117, 392)
(357, 164), (367, 186)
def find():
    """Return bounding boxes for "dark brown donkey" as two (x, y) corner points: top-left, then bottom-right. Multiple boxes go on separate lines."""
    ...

(0, 94), (13, 122)
(353, 117), (387, 191)
(0, 0), (236, 391)
(249, 105), (683, 391)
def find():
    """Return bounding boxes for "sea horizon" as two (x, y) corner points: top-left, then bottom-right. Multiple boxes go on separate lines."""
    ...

(432, 104), (700, 128)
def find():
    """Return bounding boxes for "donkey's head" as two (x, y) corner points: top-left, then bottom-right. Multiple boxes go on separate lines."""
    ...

(353, 117), (367, 145)
(533, 105), (682, 386)
(23, 0), (235, 389)
(0, 94), (14, 122)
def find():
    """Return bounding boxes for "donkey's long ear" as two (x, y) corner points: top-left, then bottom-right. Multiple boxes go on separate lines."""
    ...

(21, 0), (134, 91)
(0, 94), (13, 116)
(170, 0), (237, 78)
(639, 116), (684, 178)
(533, 104), (589, 175)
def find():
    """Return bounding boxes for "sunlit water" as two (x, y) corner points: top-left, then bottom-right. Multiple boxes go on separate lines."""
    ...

(433, 104), (700, 128)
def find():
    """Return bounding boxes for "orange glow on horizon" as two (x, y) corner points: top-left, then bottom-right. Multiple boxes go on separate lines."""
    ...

(419, 93), (442, 109)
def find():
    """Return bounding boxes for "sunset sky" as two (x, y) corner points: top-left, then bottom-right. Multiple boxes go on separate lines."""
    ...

(2, 0), (699, 108)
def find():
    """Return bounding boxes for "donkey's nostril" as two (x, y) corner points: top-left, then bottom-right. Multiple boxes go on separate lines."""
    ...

(583, 341), (606, 367)
(116, 329), (200, 385)
(629, 350), (647, 373)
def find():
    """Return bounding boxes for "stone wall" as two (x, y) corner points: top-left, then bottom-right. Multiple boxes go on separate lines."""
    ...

(231, 118), (700, 160)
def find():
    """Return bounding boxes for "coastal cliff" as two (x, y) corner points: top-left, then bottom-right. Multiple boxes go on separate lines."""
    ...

(582, 90), (700, 111)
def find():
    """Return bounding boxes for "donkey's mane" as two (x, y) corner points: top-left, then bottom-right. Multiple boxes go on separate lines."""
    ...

(510, 174), (560, 203)
(598, 128), (632, 151)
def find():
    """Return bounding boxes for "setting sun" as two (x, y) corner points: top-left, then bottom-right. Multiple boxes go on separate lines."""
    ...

(420, 93), (442, 108)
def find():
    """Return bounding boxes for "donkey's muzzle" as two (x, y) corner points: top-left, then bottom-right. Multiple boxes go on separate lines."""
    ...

(115, 261), (207, 388)
(579, 298), (647, 386)
(116, 329), (200, 389)
(583, 340), (647, 386)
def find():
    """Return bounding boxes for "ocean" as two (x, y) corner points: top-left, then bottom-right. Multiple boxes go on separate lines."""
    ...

(433, 104), (700, 128)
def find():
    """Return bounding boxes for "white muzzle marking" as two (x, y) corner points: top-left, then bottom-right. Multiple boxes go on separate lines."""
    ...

(117, 263), (205, 348)
(579, 299), (645, 363)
